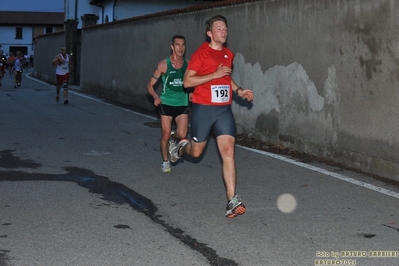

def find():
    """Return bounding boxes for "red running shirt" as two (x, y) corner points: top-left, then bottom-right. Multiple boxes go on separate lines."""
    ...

(188, 42), (234, 105)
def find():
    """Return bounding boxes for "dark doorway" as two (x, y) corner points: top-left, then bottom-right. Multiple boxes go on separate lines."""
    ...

(10, 46), (28, 56)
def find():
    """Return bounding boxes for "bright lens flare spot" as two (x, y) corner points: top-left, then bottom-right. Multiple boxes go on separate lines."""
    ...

(277, 193), (297, 213)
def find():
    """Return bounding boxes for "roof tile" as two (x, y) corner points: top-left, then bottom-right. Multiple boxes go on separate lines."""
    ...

(0, 11), (64, 25)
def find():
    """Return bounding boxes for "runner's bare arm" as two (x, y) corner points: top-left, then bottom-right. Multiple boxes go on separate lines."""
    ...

(183, 64), (232, 88)
(146, 60), (167, 106)
(231, 79), (254, 101)
(51, 55), (61, 65)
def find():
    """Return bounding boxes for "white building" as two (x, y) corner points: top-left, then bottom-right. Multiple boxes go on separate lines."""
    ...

(0, 0), (221, 56)
(66, 0), (222, 29)
(0, 12), (64, 56)
(0, 0), (63, 55)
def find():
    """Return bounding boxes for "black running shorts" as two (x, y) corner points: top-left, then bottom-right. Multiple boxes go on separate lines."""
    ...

(158, 104), (188, 119)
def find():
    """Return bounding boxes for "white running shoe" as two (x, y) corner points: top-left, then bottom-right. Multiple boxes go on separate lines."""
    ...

(170, 139), (188, 163)
(168, 131), (176, 154)
(161, 161), (171, 173)
(226, 195), (246, 218)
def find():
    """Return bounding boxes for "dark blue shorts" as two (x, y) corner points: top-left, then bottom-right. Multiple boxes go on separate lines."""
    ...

(190, 103), (236, 143)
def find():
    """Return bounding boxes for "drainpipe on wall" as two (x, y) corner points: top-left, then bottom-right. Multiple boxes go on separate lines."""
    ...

(75, 0), (78, 21)
(113, 0), (117, 21)
(94, 3), (105, 23)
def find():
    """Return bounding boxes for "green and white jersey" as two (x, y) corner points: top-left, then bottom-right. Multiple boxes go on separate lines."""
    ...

(160, 57), (188, 107)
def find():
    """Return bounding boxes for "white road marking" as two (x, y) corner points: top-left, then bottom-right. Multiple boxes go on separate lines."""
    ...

(69, 90), (158, 120)
(27, 74), (399, 199)
(237, 145), (399, 199)
(26, 73), (158, 120)
(83, 150), (110, 156)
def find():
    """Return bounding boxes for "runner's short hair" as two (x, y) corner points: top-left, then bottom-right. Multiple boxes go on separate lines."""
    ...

(205, 15), (228, 32)
(171, 35), (185, 45)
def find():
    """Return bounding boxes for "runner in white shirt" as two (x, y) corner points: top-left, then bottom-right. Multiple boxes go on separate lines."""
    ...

(52, 46), (72, 104)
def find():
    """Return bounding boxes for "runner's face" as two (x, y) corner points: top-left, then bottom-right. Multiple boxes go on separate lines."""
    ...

(61, 47), (67, 55)
(171, 38), (186, 57)
(210, 21), (228, 44)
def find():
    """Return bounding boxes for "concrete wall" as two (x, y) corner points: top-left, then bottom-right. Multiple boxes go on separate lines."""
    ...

(33, 0), (399, 180)
(33, 31), (65, 85)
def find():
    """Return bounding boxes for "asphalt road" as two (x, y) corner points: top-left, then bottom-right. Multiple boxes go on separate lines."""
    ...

(1, 70), (399, 266)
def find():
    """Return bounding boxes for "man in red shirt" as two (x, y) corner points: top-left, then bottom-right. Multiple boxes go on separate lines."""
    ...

(170, 15), (254, 218)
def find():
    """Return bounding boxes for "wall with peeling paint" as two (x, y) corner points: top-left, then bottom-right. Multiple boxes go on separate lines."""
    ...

(33, 0), (399, 180)
(229, 0), (399, 180)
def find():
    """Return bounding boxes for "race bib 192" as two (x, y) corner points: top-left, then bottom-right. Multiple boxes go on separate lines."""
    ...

(211, 85), (230, 103)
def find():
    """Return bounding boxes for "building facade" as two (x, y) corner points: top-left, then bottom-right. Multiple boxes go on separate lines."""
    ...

(67, 0), (223, 29)
(0, 12), (64, 56)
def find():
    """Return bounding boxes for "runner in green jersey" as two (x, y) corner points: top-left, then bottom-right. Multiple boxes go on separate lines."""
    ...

(146, 35), (190, 173)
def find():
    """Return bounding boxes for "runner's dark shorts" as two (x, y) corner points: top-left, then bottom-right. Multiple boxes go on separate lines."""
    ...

(190, 103), (236, 143)
(158, 104), (188, 119)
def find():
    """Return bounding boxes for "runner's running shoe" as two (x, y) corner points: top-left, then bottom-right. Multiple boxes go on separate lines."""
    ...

(226, 195), (246, 218)
(168, 131), (176, 154)
(170, 139), (188, 163)
(161, 161), (171, 173)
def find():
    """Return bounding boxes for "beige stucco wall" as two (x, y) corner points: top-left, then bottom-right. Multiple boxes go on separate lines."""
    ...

(34, 31), (65, 84)
(33, 0), (399, 180)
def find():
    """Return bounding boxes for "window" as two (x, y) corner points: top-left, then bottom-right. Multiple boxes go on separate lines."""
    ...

(45, 27), (54, 34)
(15, 27), (23, 39)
